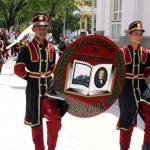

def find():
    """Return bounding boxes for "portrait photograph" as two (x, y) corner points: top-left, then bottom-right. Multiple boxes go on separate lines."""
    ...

(94, 67), (108, 88)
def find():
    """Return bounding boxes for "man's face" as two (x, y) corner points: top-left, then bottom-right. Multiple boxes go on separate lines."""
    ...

(99, 70), (105, 79)
(80, 32), (86, 37)
(32, 25), (48, 40)
(60, 36), (65, 41)
(128, 30), (143, 46)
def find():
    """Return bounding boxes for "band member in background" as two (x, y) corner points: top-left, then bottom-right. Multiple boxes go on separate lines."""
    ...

(7, 31), (16, 56)
(116, 21), (150, 150)
(13, 42), (20, 56)
(57, 34), (67, 56)
(14, 12), (63, 150)
(0, 28), (9, 59)
(20, 36), (27, 48)
(79, 31), (86, 37)
(0, 36), (8, 59)
(0, 39), (5, 74)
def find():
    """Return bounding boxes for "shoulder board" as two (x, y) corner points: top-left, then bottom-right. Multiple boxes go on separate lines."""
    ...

(27, 42), (39, 62)
(122, 46), (132, 64)
(141, 47), (147, 64)
(48, 42), (54, 61)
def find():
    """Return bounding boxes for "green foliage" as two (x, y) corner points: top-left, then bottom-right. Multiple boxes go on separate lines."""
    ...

(75, 0), (96, 7)
(52, 2), (80, 42)
(0, 0), (96, 38)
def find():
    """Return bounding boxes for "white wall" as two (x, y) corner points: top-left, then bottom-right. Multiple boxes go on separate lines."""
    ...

(96, 0), (104, 32)
(121, 0), (135, 36)
(96, 0), (111, 36)
(121, 0), (150, 36)
(142, 0), (150, 36)
(104, 0), (111, 36)
(96, 0), (150, 37)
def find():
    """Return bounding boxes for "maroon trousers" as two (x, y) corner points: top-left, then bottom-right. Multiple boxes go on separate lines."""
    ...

(31, 98), (62, 150)
(120, 102), (150, 149)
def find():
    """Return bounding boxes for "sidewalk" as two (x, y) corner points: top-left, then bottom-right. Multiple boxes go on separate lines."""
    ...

(0, 56), (145, 150)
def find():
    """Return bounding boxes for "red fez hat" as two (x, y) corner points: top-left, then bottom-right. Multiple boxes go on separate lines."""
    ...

(32, 14), (48, 26)
(128, 21), (145, 33)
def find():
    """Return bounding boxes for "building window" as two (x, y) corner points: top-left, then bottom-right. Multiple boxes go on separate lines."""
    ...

(111, 0), (122, 40)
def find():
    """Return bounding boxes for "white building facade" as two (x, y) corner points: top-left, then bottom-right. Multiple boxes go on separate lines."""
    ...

(96, 0), (150, 48)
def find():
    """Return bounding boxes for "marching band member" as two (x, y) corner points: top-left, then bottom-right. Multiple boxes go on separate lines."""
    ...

(14, 12), (63, 150)
(0, 39), (5, 74)
(117, 21), (150, 150)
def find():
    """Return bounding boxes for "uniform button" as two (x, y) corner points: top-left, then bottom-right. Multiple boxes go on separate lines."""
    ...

(41, 73), (46, 78)
(45, 60), (47, 62)
(40, 95), (42, 97)
(40, 84), (42, 86)
(42, 59), (44, 62)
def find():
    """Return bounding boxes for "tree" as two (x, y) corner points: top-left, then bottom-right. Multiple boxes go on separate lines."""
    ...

(0, 0), (27, 30)
(52, 6), (80, 42)
(0, 0), (95, 40)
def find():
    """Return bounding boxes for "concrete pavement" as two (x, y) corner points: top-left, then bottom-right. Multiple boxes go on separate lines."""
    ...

(0, 56), (145, 150)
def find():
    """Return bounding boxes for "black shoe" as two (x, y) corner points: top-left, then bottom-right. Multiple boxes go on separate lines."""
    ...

(48, 148), (54, 150)
(120, 148), (128, 150)
(142, 144), (150, 150)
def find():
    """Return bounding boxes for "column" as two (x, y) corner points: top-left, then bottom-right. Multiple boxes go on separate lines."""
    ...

(80, 16), (83, 33)
(84, 16), (88, 33)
